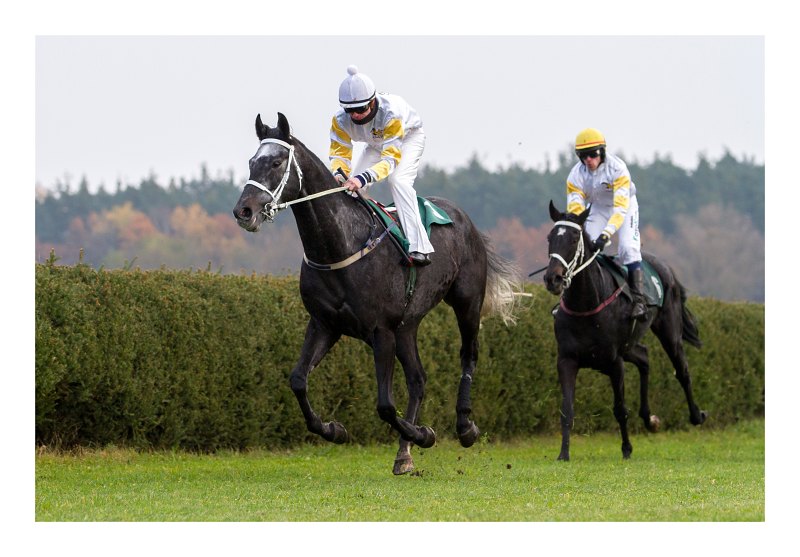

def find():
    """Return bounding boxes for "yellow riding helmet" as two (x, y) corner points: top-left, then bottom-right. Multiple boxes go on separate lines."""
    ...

(575, 128), (606, 152)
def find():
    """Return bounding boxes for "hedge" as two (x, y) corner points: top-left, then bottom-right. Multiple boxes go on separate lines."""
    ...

(35, 262), (764, 450)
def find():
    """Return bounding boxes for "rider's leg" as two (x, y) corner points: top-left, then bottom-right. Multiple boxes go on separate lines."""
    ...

(619, 197), (647, 321)
(387, 129), (434, 263)
(626, 262), (648, 321)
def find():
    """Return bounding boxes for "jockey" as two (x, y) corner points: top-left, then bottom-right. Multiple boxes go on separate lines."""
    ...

(566, 128), (647, 321)
(329, 65), (434, 266)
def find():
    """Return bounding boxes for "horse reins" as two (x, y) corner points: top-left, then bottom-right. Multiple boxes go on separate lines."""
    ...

(245, 138), (348, 222)
(245, 138), (400, 271)
(549, 220), (601, 290)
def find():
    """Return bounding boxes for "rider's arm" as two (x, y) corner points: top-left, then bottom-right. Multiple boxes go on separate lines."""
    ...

(603, 170), (631, 237)
(329, 115), (354, 177)
(566, 165), (587, 214)
(353, 118), (404, 187)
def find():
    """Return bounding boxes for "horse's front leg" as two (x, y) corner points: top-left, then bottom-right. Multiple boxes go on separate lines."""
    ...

(607, 357), (633, 458)
(393, 328), (430, 475)
(373, 328), (436, 453)
(289, 318), (348, 443)
(557, 356), (579, 461)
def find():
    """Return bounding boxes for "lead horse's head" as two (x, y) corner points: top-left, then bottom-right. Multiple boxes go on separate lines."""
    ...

(233, 112), (302, 232)
(544, 200), (591, 296)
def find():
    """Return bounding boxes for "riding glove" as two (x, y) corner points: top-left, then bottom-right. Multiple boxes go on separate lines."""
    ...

(592, 233), (610, 252)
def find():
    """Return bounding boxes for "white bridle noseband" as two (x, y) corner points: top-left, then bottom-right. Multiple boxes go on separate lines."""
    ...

(245, 138), (348, 222)
(549, 220), (600, 289)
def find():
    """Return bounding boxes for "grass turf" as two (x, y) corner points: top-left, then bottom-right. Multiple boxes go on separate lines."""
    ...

(35, 419), (763, 522)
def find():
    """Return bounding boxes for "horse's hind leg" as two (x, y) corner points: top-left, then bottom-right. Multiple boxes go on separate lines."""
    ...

(449, 293), (483, 448)
(393, 328), (428, 475)
(651, 309), (708, 426)
(624, 343), (661, 432)
(289, 318), (348, 443)
(607, 358), (633, 459)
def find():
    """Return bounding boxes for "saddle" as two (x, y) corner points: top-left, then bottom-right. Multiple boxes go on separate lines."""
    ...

(363, 196), (453, 255)
(597, 254), (665, 307)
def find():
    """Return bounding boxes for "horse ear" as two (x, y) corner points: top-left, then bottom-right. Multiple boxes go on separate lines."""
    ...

(255, 114), (269, 141)
(277, 112), (290, 140)
(578, 206), (591, 225)
(548, 200), (563, 222)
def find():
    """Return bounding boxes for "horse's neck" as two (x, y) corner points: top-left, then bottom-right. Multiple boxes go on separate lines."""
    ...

(562, 252), (609, 311)
(289, 149), (371, 262)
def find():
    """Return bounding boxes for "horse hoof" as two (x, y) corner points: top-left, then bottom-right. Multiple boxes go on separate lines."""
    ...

(458, 422), (480, 448)
(622, 444), (633, 459)
(393, 456), (415, 475)
(416, 426), (436, 449)
(691, 410), (708, 426)
(557, 453), (570, 462)
(647, 414), (661, 433)
(324, 421), (349, 444)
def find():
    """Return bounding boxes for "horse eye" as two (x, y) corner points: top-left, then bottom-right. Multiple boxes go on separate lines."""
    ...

(272, 160), (282, 168)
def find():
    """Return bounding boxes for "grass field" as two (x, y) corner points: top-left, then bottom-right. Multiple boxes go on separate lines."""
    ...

(35, 419), (764, 522)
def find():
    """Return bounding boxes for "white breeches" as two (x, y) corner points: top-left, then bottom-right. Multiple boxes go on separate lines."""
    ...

(353, 128), (434, 254)
(584, 195), (642, 265)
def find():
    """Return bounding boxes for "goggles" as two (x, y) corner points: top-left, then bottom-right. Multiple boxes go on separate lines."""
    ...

(578, 149), (602, 161)
(344, 103), (371, 115)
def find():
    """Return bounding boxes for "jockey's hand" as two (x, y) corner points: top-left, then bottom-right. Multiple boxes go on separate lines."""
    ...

(592, 233), (610, 252)
(344, 177), (362, 193)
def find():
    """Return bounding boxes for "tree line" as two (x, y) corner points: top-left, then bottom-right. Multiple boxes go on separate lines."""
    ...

(35, 150), (764, 302)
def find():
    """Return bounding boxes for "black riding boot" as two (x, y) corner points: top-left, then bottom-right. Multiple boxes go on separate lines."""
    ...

(628, 268), (648, 321)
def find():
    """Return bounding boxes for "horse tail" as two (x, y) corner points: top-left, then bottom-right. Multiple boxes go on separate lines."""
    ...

(678, 280), (703, 349)
(481, 233), (523, 326)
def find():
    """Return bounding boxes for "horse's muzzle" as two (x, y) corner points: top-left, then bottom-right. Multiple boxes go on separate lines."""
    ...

(544, 267), (565, 296)
(232, 205), (263, 232)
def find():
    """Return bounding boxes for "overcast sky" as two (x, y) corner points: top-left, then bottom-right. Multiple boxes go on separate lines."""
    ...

(35, 35), (764, 191)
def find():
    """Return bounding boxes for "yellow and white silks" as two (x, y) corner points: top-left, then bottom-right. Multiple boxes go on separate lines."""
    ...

(566, 152), (641, 265)
(329, 93), (434, 255)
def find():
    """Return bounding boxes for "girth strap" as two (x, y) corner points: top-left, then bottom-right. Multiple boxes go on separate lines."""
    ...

(302, 224), (396, 271)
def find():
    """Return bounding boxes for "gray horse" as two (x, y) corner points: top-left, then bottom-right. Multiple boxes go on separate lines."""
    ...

(233, 113), (520, 474)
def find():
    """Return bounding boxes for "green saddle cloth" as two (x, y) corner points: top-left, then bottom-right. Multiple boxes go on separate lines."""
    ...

(597, 254), (665, 307)
(365, 197), (453, 252)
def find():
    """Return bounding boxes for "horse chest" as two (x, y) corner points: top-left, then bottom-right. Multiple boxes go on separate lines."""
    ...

(556, 321), (622, 367)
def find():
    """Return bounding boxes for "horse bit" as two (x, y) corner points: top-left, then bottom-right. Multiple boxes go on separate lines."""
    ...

(245, 138), (347, 222)
(549, 220), (600, 289)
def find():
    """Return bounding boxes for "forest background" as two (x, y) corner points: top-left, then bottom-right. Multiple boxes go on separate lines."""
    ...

(35, 149), (764, 302)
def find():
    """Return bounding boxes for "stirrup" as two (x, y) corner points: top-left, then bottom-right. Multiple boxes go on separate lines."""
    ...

(631, 302), (648, 321)
(409, 252), (431, 266)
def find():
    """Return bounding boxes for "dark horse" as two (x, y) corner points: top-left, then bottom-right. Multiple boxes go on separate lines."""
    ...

(544, 201), (707, 461)
(233, 113), (519, 474)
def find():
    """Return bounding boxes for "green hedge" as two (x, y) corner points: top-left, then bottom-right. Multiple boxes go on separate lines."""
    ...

(35, 263), (764, 450)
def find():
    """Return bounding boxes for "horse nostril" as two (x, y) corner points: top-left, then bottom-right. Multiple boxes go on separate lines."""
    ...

(235, 207), (252, 220)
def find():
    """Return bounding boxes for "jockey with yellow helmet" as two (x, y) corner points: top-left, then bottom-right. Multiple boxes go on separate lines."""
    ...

(566, 128), (647, 321)
(329, 65), (434, 266)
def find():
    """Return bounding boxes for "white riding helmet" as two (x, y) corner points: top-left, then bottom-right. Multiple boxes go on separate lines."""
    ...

(338, 65), (376, 109)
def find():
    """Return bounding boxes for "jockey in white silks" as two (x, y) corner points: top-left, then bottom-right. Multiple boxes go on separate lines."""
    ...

(329, 65), (434, 266)
(565, 127), (647, 321)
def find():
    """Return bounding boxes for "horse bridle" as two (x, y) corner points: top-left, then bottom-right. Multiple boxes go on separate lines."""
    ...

(246, 138), (350, 222)
(244, 138), (305, 222)
(549, 220), (600, 289)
